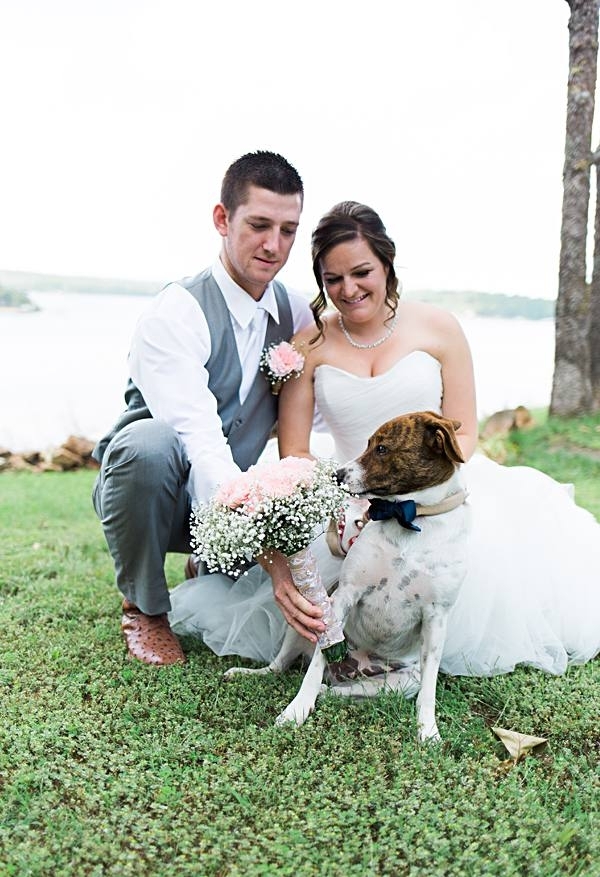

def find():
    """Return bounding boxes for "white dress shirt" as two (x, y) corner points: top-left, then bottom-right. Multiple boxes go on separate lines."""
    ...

(128, 259), (314, 504)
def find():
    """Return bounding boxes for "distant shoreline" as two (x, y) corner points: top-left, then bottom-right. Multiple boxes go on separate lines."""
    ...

(0, 268), (158, 298)
(0, 305), (39, 313)
(0, 267), (556, 320)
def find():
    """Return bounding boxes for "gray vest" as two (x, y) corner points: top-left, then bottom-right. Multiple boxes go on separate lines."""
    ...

(93, 269), (294, 470)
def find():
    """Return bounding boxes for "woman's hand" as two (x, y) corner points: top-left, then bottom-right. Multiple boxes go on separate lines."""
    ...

(257, 549), (326, 642)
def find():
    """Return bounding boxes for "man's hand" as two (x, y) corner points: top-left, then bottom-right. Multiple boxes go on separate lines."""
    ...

(257, 549), (325, 642)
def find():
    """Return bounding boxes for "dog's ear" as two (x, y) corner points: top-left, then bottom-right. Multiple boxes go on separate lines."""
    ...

(422, 412), (465, 464)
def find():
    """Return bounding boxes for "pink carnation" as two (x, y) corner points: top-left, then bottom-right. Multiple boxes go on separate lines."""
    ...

(266, 341), (305, 377)
(215, 457), (315, 512)
(215, 472), (255, 509)
(257, 457), (315, 499)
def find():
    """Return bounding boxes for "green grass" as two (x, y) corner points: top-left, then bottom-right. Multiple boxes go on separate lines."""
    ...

(1, 417), (599, 876)
(500, 410), (600, 520)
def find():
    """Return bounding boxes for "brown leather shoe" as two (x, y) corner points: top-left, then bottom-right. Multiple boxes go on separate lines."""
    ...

(121, 602), (185, 666)
(184, 554), (200, 579)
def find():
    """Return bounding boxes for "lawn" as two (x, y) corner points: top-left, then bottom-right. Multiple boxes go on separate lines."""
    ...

(1, 414), (599, 876)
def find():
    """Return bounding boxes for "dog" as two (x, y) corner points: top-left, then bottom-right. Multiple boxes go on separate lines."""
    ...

(225, 410), (469, 743)
(480, 405), (533, 439)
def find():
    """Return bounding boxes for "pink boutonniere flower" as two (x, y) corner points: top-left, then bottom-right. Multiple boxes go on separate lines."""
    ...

(260, 341), (305, 395)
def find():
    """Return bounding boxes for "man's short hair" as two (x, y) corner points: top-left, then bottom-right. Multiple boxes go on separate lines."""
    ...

(220, 150), (304, 214)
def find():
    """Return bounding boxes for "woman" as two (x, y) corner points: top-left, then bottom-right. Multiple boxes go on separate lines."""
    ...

(170, 201), (600, 676)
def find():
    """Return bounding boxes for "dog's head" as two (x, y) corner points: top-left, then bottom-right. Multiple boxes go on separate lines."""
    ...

(337, 410), (465, 496)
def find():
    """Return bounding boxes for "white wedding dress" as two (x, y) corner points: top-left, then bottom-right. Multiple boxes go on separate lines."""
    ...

(169, 351), (600, 676)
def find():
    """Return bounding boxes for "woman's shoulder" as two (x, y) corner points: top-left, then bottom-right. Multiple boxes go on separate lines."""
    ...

(399, 299), (462, 331)
(397, 299), (468, 363)
(292, 313), (337, 356)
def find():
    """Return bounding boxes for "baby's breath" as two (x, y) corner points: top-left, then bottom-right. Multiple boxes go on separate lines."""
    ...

(191, 458), (349, 576)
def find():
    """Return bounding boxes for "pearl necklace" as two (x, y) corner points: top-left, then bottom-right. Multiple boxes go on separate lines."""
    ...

(337, 313), (398, 350)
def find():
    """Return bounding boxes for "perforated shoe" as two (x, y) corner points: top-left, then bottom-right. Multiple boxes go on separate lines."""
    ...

(121, 601), (185, 666)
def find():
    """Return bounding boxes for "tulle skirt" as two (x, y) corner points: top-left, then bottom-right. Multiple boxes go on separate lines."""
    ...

(168, 531), (342, 663)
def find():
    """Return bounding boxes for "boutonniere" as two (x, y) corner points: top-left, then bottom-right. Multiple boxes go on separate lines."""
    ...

(260, 340), (305, 395)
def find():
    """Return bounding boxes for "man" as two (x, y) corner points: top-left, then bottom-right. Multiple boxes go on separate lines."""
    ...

(92, 151), (324, 666)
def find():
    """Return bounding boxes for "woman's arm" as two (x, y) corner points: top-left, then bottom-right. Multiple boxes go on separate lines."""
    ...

(277, 335), (319, 459)
(256, 549), (325, 642)
(263, 334), (329, 640)
(436, 310), (479, 461)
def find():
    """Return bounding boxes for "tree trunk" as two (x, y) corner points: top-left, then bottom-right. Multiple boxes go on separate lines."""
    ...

(550, 0), (599, 416)
(590, 157), (600, 408)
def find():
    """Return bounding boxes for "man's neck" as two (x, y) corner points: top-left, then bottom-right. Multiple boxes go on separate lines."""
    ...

(218, 255), (268, 301)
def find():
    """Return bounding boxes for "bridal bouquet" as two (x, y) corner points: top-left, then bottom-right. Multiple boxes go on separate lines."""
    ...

(260, 340), (305, 394)
(191, 456), (350, 659)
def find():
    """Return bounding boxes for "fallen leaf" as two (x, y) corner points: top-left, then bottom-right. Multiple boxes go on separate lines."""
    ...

(492, 726), (547, 762)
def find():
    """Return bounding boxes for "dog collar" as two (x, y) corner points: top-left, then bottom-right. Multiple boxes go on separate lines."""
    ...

(368, 489), (468, 532)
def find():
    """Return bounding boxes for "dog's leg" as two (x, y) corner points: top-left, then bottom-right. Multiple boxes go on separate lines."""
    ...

(415, 607), (448, 743)
(223, 625), (307, 680)
(274, 577), (362, 726)
(275, 648), (327, 726)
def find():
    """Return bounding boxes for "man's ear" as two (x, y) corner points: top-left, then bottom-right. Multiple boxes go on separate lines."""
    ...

(213, 203), (229, 237)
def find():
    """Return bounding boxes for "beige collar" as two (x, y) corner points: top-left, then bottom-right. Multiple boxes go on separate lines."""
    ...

(413, 488), (469, 517)
(326, 489), (468, 558)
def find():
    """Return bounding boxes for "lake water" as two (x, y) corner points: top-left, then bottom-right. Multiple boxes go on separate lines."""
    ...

(0, 290), (556, 452)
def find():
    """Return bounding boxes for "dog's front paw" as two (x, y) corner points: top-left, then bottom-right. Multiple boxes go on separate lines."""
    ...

(275, 693), (320, 727)
(417, 724), (442, 745)
(275, 706), (311, 727)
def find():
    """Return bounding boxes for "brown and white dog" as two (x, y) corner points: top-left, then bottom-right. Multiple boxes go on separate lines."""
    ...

(225, 411), (469, 743)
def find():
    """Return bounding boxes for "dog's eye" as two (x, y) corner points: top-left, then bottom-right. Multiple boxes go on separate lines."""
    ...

(375, 444), (388, 455)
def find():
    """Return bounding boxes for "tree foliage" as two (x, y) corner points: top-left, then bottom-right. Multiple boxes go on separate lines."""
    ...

(0, 285), (36, 310)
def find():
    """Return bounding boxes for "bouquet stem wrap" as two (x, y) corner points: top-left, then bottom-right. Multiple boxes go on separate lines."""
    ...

(288, 546), (347, 662)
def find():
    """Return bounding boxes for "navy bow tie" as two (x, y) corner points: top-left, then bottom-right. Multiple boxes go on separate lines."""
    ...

(368, 498), (421, 532)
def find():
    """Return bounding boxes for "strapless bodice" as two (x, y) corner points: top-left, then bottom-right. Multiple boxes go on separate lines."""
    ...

(314, 351), (443, 462)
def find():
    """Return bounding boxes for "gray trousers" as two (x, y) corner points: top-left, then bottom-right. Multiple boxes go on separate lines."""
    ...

(92, 419), (193, 615)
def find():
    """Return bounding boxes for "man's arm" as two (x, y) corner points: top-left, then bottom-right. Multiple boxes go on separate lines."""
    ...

(129, 283), (241, 504)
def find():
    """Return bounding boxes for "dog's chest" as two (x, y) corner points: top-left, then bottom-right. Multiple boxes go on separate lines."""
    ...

(339, 514), (467, 657)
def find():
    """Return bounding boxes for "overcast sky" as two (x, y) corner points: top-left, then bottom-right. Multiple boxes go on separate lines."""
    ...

(1, 0), (589, 299)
